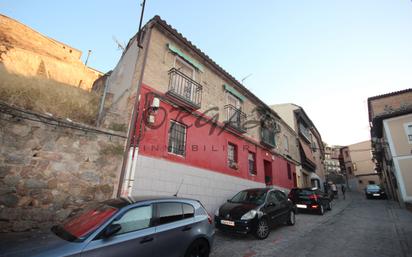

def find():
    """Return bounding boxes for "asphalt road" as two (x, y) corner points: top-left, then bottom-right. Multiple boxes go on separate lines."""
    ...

(211, 192), (412, 257)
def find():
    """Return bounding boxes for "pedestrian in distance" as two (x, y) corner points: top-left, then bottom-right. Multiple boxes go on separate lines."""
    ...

(331, 183), (338, 199)
(341, 184), (346, 200)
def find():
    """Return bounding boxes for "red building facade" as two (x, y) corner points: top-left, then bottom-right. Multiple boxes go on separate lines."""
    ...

(102, 16), (300, 213)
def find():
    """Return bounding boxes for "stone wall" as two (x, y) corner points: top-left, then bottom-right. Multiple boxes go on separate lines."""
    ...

(0, 103), (126, 232)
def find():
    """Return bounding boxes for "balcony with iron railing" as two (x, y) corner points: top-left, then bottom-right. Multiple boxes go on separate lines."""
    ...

(166, 68), (202, 109)
(224, 104), (247, 133)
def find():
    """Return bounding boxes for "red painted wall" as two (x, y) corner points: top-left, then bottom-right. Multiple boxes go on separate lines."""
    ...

(133, 85), (295, 189)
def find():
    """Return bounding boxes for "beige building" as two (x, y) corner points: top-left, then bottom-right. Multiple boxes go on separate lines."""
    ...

(342, 141), (379, 192)
(0, 14), (102, 90)
(369, 89), (412, 207)
(271, 104), (325, 189)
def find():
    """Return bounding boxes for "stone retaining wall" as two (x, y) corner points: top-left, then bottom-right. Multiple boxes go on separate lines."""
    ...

(0, 104), (126, 232)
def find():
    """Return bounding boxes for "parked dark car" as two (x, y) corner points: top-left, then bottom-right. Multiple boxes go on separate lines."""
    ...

(214, 188), (295, 240)
(0, 196), (214, 257)
(288, 187), (332, 215)
(365, 184), (386, 199)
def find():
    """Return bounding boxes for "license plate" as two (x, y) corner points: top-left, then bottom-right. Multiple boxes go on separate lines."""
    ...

(221, 220), (235, 226)
(373, 194), (380, 196)
(296, 204), (307, 209)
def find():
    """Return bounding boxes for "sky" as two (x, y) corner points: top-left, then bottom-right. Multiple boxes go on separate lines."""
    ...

(2, 0), (412, 146)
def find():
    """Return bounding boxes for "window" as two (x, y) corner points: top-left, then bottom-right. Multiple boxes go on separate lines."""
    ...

(225, 93), (244, 129)
(175, 56), (195, 79)
(353, 163), (357, 171)
(368, 181), (376, 185)
(284, 135), (289, 152)
(267, 191), (277, 204)
(228, 143), (238, 168)
(359, 180), (363, 184)
(299, 122), (311, 141)
(112, 205), (152, 235)
(174, 57), (197, 102)
(404, 123), (412, 143)
(275, 191), (287, 202)
(157, 203), (184, 225)
(227, 92), (241, 109)
(287, 163), (292, 180)
(248, 152), (256, 175)
(62, 204), (117, 239)
(182, 203), (195, 219)
(168, 121), (186, 156)
(261, 126), (276, 147)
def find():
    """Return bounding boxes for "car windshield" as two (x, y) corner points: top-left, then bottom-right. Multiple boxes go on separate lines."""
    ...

(230, 189), (267, 205)
(52, 204), (118, 241)
(367, 185), (380, 190)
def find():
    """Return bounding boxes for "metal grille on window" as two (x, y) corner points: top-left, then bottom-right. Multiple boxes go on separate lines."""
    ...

(228, 143), (236, 166)
(248, 152), (256, 175)
(168, 121), (186, 156)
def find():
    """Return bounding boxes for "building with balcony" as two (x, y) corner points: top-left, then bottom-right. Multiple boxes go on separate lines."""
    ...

(324, 144), (345, 184)
(341, 141), (379, 192)
(271, 104), (325, 189)
(98, 16), (300, 213)
(368, 88), (412, 207)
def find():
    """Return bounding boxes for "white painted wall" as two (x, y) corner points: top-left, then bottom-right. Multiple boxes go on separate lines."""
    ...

(131, 155), (289, 214)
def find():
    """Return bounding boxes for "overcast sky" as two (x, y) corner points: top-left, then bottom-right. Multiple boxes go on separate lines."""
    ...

(2, 0), (412, 146)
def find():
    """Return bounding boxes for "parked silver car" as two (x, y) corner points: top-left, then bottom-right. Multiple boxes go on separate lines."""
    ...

(1, 196), (214, 257)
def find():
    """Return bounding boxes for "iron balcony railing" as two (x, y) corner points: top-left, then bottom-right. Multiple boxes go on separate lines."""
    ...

(167, 68), (202, 109)
(224, 104), (247, 133)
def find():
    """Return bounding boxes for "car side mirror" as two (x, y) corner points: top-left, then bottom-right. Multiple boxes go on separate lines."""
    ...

(103, 224), (121, 238)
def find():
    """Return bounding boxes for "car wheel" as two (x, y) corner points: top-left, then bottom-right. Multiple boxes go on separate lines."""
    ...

(184, 239), (210, 257)
(286, 211), (295, 226)
(318, 204), (324, 215)
(254, 218), (270, 240)
(327, 201), (332, 211)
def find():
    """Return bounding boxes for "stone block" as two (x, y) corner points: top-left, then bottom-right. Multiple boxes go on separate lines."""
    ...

(47, 178), (58, 189)
(0, 166), (11, 178)
(5, 153), (31, 165)
(11, 124), (31, 137)
(0, 193), (19, 207)
(12, 221), (33, 232)
(4, 175), (21, 187)
(25, 178), (47, 189)
(80, 171), (100, 184)
(18, 196), (32, 207)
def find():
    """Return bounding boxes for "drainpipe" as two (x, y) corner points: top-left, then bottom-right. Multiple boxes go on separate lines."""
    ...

(116, 25), (153, 197)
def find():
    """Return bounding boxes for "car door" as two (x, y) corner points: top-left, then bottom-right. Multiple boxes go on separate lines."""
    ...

(316, 189), (329, 207)
(263, 191), (282, 226)
(274, 191), (290, 222)
(153, 202), (195, 257)
(81, 204), (155, 257)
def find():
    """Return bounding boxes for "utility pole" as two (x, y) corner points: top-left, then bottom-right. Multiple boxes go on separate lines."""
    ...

(116, 0), (147, 197)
